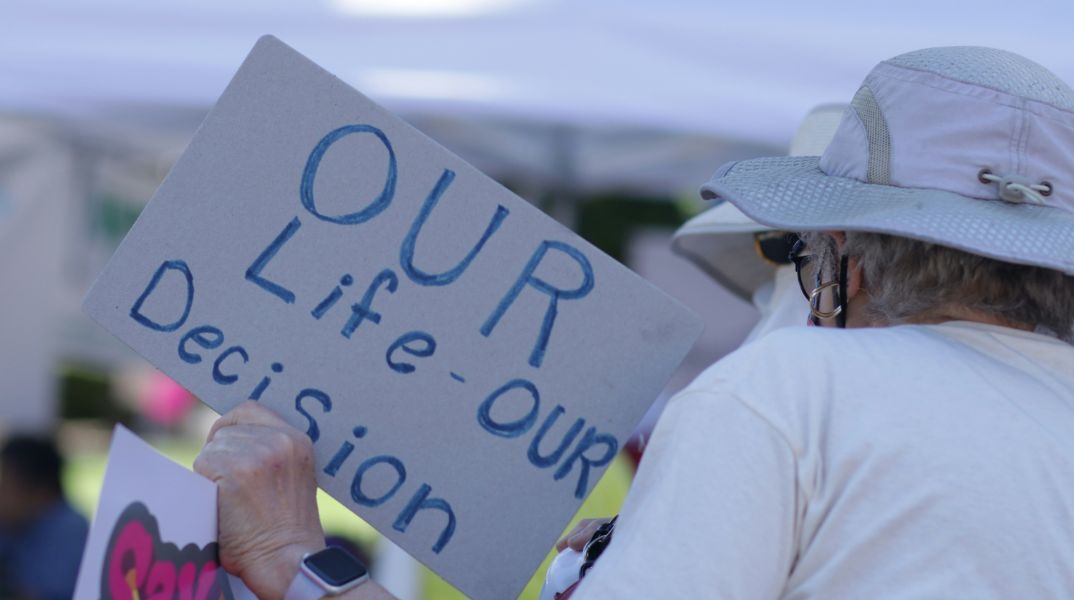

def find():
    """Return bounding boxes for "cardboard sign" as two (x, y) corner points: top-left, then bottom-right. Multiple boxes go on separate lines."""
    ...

(83, 36), (702, 599)
(73, 426), (253, 600)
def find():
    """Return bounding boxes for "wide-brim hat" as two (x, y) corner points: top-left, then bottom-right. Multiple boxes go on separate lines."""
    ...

(700, 46), (1074, 277)
(671, 104), (844, 299)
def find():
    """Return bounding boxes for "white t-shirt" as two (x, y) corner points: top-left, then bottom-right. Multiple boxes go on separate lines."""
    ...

(575, 321), (1074, 599)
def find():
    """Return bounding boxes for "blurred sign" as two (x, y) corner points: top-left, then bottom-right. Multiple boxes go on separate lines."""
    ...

(73, 425), (251, 599)
(83, 35), (701, 599)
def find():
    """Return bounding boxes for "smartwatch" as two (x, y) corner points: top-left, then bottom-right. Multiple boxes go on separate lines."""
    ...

(284, 546), (370, 599)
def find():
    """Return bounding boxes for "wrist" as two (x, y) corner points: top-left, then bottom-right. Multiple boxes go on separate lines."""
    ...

(243, 539), (326, 600)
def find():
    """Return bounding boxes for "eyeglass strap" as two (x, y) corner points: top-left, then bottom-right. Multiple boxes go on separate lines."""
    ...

(837, 253), (849, 329)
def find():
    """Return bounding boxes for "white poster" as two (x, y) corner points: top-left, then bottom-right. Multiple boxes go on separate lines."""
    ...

(73, 425), (251, 599)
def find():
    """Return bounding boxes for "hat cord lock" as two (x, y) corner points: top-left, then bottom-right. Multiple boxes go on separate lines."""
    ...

(977, 168), (1053, 205)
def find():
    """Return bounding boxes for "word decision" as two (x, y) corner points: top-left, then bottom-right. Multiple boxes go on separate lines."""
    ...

(84, 36), (700, 600)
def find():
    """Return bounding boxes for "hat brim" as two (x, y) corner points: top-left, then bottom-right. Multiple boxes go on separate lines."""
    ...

(701, 155), (1074, 276)
(671, 202), (774, 300)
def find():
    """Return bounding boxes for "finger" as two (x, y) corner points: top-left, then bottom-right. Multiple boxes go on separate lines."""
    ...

(556, 519), (599, 551)
(569, 519), (607, 551)
(193, 438), (263, 482)
(202, 425), (303, 466)
(197, 424), (315, 487)
(194, 428), (257, 481)
(192, 451), (221, 481)
(567, 529), (594, 551)
(556, 520), (588, 551)
(572, 519), (599, 535)
(207, 400), (293, 442)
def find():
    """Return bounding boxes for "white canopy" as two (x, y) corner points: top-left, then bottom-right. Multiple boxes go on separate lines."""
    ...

(6, 0), (1074, 193)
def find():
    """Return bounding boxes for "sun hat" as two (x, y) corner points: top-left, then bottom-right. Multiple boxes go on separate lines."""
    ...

(671, 104), (845, 300)
(700, 46), (1074, 277)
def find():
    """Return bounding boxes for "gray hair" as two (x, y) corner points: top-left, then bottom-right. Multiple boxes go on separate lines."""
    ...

(800, 231), (1074, 342)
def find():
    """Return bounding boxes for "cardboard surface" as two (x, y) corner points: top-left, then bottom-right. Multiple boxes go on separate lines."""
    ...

(73, 426), (252, 599)
(83, 36), (702, 599)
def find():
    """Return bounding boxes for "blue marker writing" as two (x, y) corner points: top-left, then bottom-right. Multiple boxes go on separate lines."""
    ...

(129, 260), (194, 332)
(400, 168), (509, 286)
(245, 217), (302, 304)
(477, 379), (541, 438)
(341, 269), (398, 339)
(350, 455), (406, 508)
(386, 331), (437, 374)
(301, 125), (396, 226)
(393, 484), (456, 554)
(295, 388), (332, 442)
(480, 241), (594, 368)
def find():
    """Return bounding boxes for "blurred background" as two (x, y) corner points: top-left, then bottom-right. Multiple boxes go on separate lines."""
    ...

(2, 0), (1074, 597)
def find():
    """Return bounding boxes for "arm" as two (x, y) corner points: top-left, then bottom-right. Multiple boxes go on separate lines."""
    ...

(572, 391), (800, 599)
(193, 401), (399, 600)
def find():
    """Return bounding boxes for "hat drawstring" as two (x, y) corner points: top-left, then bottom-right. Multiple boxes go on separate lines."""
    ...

(977, 169), (1053, 205)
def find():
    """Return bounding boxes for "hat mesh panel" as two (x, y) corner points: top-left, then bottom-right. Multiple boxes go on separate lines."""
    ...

(850, 85), (892, 185)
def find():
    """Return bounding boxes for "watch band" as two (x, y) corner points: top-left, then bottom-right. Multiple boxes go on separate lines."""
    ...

(285, 567), (329, 600)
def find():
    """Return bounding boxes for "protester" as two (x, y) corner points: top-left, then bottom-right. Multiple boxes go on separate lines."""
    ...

(0, 435), (89, 600)
(670, 102), (844, 341)
(198, 45), (1074, 598)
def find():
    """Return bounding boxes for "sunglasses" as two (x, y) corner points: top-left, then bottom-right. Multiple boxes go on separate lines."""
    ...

(752, 231), (799, 266)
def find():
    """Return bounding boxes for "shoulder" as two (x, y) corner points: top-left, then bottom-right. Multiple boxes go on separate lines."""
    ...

(35, 501), (89, 543)
(673, 326), (966, 446)
(684, 325), (936, 395)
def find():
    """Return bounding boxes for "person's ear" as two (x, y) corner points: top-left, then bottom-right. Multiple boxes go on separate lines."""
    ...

(828, 230), (847, 252)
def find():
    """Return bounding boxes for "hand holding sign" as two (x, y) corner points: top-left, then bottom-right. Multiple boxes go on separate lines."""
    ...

(196, 401), (400, 599)
(83, 35), (702, 598)
(194, 401), (325, 598)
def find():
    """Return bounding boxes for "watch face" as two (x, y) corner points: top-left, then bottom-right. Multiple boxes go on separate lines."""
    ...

(305, 547), (369, 586)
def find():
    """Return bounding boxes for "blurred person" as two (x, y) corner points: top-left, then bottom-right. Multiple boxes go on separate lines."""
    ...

(671, 103), (845, 341)
(0, 435), (89, 600)
(626, 103), (844, 447)
(625, 104), (844, 440)
(196, 46), (1074, 598)
(543, 104), (847, 600)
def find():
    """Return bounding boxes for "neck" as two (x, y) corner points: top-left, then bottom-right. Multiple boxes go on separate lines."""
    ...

(881, 303), (1034, 332)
